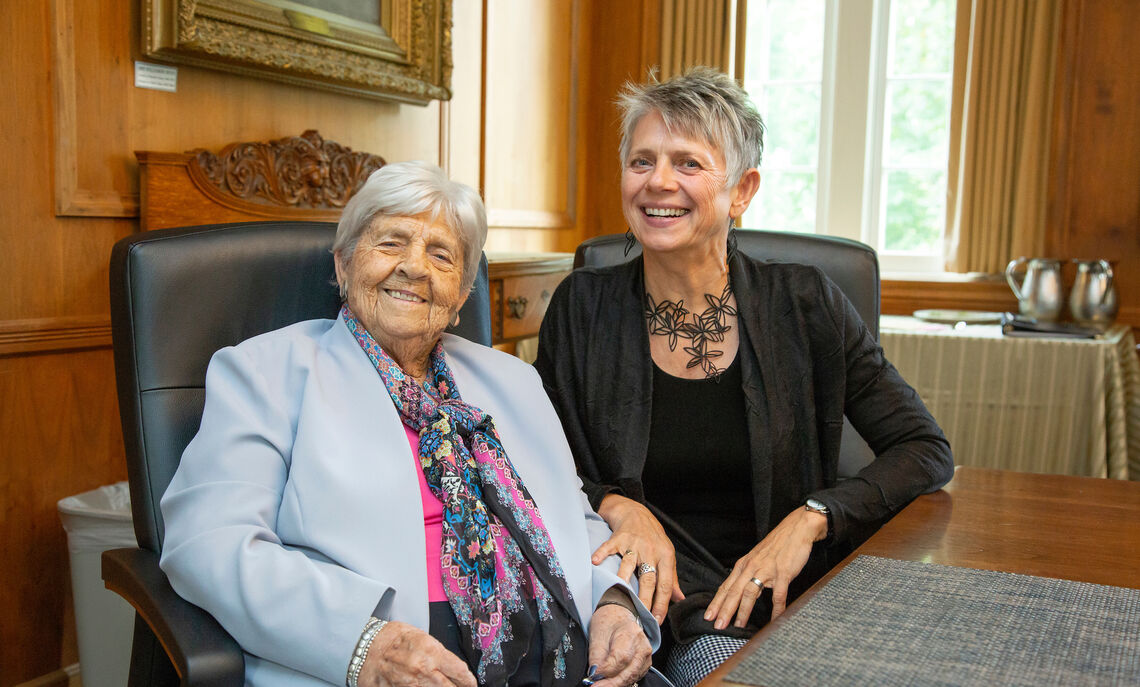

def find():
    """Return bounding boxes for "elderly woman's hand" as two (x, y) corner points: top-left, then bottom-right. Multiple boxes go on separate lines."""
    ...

(704, 507), (828, 630)
(591, 494), (684, 624)
(587, 604), (652, 687)
(358, 620), (476, 687)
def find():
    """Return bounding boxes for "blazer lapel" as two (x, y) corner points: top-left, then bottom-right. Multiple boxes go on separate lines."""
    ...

(604, 258), (654, 501)
(729, 253), (778, 537)
(306, 316), (431, 629)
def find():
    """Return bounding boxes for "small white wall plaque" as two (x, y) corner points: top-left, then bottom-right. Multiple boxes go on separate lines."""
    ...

(134, 61), (178, 93)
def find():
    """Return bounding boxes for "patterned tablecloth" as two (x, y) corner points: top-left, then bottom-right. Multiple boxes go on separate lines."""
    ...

(880, 316), (1140, 480)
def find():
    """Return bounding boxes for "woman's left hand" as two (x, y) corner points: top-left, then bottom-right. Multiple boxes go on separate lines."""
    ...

(586, 604), (652, 687)
(704, 507), (828, 630)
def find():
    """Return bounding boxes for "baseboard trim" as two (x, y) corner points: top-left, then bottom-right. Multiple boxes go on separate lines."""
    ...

(14, 662), (79, 687)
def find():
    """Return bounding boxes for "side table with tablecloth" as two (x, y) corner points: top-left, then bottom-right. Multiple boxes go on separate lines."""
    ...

(879, 316), (1140, 479)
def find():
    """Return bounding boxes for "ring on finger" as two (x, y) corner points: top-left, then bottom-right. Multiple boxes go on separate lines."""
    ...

(636, 562), (656, 576)
(749, 576), (765, 590)
(623, 549), (636, 558)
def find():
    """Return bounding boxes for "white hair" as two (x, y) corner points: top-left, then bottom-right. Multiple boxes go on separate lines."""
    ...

(333, 160), (488, 294)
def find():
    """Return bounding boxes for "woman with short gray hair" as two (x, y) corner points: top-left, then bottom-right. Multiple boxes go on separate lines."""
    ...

(617, 68), (765, 194)
(536, 68), (952, 685)
(160, 161), (665, 686)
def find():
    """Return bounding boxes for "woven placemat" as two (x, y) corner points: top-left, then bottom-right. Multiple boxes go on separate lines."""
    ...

(725, 555), (1140, 686)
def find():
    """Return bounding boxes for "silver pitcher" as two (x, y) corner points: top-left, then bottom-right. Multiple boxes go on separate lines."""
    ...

(1069, 259), (1118, 328)
(1005, 257), (1064, 321)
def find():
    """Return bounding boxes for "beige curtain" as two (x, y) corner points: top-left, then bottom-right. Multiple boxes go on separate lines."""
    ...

(659, 0), (735, 77)
(944, 0), (1061, 273)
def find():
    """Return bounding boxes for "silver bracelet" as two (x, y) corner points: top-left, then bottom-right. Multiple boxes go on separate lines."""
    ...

(346, 617), (387, 687)
(596, 600), (643, 629)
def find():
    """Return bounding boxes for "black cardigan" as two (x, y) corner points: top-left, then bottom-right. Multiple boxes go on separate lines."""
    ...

(534, 252), (953, 640)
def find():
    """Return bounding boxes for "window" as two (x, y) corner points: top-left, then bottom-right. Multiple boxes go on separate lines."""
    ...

(740, 0), (956, 273)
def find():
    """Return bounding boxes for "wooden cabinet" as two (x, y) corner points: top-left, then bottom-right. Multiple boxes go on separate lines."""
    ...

(487, 253), (573, 351)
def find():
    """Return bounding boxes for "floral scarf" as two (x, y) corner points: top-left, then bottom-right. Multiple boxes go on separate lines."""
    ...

(343, 306), (586, 685)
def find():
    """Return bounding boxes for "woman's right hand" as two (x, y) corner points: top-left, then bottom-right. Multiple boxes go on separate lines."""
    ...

(358, 620), (476, 687)
(592, 493), (684, 624)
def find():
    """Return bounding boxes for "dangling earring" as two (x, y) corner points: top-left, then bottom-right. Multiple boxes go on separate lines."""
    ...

(450, 312), (461, 328)
(726, 221), (739, 263)
(624, 228), (638, 257)
(338, 281), (347, 300)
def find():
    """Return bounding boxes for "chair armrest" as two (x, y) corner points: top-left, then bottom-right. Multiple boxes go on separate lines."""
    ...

(102, 547), (244, 685)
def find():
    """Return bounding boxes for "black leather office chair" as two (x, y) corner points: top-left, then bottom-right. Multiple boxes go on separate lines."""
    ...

(573, 230), (880, 477)
(105, 220), (493, 686)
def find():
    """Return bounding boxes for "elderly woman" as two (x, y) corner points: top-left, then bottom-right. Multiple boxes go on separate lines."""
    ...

(534, 68), (954, 685)
(160, 161), (664, 686)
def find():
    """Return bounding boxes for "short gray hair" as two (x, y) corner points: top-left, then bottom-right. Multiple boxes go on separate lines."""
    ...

(617, 67), (765, 187)
(333, 160), (488, 293)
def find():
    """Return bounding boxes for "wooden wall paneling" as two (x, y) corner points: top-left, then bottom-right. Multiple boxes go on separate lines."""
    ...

(576, 0), (660, 243)
(50, 0), (138, 217)
(1048, 0), (1140, 328)
(482, 0), (577, 237)
(477, 0), (656, 253)
(128, 67), (442, 174)
(880, 278), (1018, 317)
(3, 1), (132, 327)
(1046, 0), (1079, 259)
(50, 0), (447, 221)
(0, 349), (125, 683)
(443, 0), (483, 190)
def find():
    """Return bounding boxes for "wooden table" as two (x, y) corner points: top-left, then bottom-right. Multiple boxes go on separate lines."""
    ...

(701, 466), (1140, 685)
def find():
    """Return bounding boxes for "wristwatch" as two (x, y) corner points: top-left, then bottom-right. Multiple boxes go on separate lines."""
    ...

(804, 498), (833, 540)
(804, 498), (830, 515)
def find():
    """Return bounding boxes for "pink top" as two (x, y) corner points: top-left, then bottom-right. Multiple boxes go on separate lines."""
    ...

(403, 424), (448, 602)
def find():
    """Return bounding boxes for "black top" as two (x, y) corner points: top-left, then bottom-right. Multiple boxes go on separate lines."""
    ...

(644, 353), (754, 568)
(534, 252), (953, 641)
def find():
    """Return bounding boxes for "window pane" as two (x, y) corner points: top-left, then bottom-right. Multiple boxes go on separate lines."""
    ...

(762, 0), (825, 80)
(890, 0), (955, 76)
(882, 169), (945, 252)
(874, 0), (956, 262)
(759, 83), (821, 167)
(886, 79), (950, 165)
(748, 171), (816, 232)
(743, 0), (824, 236)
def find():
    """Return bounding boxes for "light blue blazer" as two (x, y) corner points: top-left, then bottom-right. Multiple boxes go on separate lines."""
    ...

(160, 313), (658, 685)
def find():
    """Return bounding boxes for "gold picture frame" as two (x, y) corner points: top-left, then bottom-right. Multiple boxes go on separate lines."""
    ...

(141, 0), (451, 104)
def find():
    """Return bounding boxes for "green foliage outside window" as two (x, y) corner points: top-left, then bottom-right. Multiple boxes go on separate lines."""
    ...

(740, 0), (955, 263)
(881, 0), (954, 254)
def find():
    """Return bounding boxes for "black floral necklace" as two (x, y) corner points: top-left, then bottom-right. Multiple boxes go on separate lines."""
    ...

(644, 280), (736, 379)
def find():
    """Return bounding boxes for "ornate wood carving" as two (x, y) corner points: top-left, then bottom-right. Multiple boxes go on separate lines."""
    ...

(136, 130), (387, 230)
(191, 130), (385, 210)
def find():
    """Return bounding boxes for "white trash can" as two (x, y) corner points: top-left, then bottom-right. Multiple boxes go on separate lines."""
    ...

(58, 481), (138, 687)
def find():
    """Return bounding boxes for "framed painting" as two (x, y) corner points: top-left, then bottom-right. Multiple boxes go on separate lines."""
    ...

(141, 0), (451, 104)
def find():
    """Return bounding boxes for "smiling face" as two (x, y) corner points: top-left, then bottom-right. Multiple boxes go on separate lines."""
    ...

(334, 213), (468, 373)
(622, 110), (758, 258)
